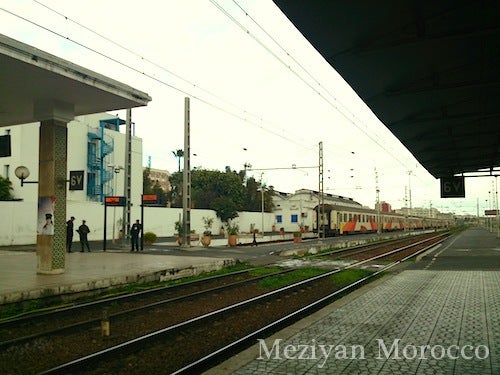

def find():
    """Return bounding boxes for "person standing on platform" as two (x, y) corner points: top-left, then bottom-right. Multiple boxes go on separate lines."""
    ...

(66, 216), (75, 253)
(77, 220), (91, 252)
(130, 219), (142, 251)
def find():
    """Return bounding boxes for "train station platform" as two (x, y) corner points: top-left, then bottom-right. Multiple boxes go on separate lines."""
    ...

(0, 229), (451, 307)
(207, 227), (500, 374)
(0, 248), (236, 305)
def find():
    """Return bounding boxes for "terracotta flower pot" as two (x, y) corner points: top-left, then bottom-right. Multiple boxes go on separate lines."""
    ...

(201, 235), (211, 247)
(228, 234), (238, 247)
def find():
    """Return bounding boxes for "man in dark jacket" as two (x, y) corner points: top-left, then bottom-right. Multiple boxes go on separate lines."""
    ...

(66, 216), (75, 253)
(130, 219), (142, 251)
(77, 220), (91, 252)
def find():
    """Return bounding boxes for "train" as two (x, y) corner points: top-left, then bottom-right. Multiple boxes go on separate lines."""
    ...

(313, 204), (450, 237)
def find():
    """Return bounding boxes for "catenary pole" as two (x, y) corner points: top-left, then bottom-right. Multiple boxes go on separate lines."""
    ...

(182, 97), (191, 247)
(124, 109), (132, 246)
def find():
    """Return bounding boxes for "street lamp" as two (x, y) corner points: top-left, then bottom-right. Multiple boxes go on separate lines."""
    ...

(260, 172), (265, 237)
(14, 166), (38, 186)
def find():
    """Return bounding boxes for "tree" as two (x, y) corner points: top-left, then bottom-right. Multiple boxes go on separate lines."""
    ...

(244, 176), (275, 213)
(168, 168), (247, 220)
(211, 196), (239, 222)
(244, 177), (261, 212)
(167, 167), (275, 215)
(172, 149), (184, 172)
(143, 167), (154, 194)
(0, 176), (14, 201)
(143, 167), (167, 206)
(151, 180), (167, 206)
(166, 171), (183, 208)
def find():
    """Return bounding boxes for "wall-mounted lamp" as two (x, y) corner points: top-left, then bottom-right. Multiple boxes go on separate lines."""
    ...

(15, 166), (38, 187)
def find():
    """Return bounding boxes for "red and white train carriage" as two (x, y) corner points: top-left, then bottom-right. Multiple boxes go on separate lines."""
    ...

(313, 204), (448, 236)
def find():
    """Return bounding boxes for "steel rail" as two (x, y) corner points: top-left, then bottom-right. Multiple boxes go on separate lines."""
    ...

(172, 236), (449, 374)
(39, 234), (449, 374)
(313, 231), (448, 258)
(0, 269), (292, 350)
(0, 267), (255, 326)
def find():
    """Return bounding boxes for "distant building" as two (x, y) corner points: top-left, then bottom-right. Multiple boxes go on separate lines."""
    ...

(148, 168), (171, 193)
(376, 201), (393, 213)
(395, 206), (454, 222)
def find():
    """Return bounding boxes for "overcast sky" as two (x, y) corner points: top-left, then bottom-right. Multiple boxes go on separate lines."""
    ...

(1, 0), (496, 215)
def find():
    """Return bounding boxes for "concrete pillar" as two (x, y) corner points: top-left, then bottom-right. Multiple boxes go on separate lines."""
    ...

(36, 119), (68, 274)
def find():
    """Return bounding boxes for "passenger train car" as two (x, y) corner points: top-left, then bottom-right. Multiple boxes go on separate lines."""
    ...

(313, 204), (449, 236)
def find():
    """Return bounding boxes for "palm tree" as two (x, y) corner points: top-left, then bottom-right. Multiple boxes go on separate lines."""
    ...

(172, 149), (184, 172)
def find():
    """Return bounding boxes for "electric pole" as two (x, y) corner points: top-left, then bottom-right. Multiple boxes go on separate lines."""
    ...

(375, 168), (381, 234)
(182, 97), (191, 247)
(318, 141), (324, 240)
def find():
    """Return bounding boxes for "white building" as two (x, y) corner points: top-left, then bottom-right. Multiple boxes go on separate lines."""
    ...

(4, 119), (375, 244)
(0, 115), (278, 245)
(0, 113), (144, 245)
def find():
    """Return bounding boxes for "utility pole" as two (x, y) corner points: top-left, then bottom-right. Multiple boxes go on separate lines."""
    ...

(495, 176), (499, 238)
(182, 97), (191, 248)
(476, 197), (479, 224)
(404, 186), (408, 232)
(375, 168), (381, 234)
(318, 141), (324, 240)
(123, 109), (132, 246)
(243, 162), (252, 183)
(260, 172), (264, 236)
(408, 170), (413, 232)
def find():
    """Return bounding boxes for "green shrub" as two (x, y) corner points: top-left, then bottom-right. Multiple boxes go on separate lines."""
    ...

(143, 231), (157, 243)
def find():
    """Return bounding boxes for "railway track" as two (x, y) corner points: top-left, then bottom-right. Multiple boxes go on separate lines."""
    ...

(1, 231), (449, 374)
(317, 231), (449, 262)
(0, 267), (292, 342)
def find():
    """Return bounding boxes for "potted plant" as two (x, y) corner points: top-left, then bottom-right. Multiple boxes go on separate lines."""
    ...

(226, 220), (239, 247)
(143, 231), (157, 245)
(201, 216), (214, 247)
(293, 231), (302, 243)
(190, 229), (198, 242)
(175, 220), (183, 245)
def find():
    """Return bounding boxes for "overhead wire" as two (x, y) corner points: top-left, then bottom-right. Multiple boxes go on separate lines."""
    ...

(1, 1), (311, 149)
(0, 3), (482, 215)
(5, 1), (427, 188)
(217, 0), (420, 172)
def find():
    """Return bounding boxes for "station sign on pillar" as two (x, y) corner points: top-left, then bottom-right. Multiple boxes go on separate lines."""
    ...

(69, 170), (84, 191)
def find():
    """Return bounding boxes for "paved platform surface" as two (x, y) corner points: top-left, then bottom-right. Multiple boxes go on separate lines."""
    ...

(0, 229), (422, 304)
(207, 227), (500, 374)
(0, 249), (235, 304)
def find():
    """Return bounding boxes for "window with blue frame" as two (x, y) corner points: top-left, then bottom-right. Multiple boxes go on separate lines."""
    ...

(291, 214), (298, 223)
(276, 215), (282, 223)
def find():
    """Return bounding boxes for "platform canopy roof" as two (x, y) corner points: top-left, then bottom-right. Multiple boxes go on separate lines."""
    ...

(273, 0), (500, 178)
(0, 34), (151, 127)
